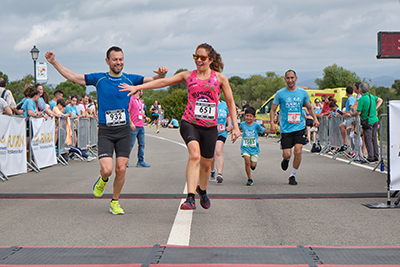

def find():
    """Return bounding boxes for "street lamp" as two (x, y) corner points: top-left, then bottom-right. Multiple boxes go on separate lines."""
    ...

(30, 45), (40, 84)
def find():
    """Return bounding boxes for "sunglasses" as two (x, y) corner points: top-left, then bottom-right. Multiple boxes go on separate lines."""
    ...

(193, 54), (210, 61)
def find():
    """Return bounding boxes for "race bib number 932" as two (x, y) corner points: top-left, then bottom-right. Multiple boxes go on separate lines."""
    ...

(106, 109), (126, 126)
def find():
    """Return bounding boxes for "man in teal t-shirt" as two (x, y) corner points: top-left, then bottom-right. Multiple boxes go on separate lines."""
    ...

(352, 83), (383, 162)
(270, 70), (319, 186)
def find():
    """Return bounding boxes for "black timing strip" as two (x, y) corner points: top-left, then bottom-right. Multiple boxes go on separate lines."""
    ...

(0, 192), (387, 199)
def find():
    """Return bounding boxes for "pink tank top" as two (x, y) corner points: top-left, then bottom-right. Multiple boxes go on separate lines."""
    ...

(182, 70), (221, 127)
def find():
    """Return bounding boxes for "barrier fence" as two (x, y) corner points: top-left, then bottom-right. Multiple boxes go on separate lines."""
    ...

(0, 115), (98, 180)
(315, 114), (386, 170)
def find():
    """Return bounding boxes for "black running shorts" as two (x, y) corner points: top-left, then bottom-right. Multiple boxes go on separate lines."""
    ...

(98, 124), (131, 159)
(180, 120), (218, 159)
(217, 135), (227, 143)
(280, 128), (307, 150)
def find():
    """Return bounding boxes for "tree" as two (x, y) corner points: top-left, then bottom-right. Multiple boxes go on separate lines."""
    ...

(231, 72), (285, 108)
(88, 90), (97, 100)
(0, 71), (9, 84)
(392, 79), (400, 96)
(167, 68), (188, 93)
(161, 89), (187, 121)
(7, 74), (35, 102)
(314, 64), (366, 89)
(55, 80), (86, 99)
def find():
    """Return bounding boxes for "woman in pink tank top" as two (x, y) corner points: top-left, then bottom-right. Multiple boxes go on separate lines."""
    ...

(120, 43), (240, 211)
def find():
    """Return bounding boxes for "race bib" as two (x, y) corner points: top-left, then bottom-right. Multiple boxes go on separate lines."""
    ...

(194, 102), (216, 120)
(288, 112), (301, 123)
(218, 124), (226, 133)
(105, 109), (126, 126)
(243, 137), (256, 148)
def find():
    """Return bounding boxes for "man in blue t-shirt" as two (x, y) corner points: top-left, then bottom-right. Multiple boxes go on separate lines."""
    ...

(270, 70), (319, 186)
(338, 86), (357, 152)
(45, 46), (168, 215)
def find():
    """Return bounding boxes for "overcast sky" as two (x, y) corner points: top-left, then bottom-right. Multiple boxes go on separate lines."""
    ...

(1, 0), (400, 89)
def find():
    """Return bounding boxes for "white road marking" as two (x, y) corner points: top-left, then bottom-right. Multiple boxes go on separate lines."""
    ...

(146, 134), (193, 246)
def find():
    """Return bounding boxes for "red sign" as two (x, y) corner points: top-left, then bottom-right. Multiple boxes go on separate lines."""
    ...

(377, 32), (400, 58)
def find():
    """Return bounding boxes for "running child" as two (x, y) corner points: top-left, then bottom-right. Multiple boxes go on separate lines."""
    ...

(239, 106), (271, 186)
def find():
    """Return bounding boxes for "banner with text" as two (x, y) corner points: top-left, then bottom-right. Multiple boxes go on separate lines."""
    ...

(31, 117), (57, 169)
(0, 115), (27, 176)
(389, 101), (400, 191)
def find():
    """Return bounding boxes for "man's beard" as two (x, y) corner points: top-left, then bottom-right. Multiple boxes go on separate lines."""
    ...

(111, 65), (123, 74)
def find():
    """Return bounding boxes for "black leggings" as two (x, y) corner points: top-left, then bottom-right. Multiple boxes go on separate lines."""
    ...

(179, 120), (218, 158)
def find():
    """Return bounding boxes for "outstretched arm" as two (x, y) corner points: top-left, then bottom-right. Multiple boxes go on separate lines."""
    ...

(45, 51), (86, 85)
(120, 71), (190, 96)
(143, 66), (169, 83)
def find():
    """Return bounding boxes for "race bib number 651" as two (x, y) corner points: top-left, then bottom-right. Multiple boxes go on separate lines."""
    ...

(194, 102), (216, 120)
(106, 109), (126, 126)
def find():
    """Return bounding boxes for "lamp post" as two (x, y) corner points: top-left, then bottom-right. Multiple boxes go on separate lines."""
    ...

(30, 45), (40, 85)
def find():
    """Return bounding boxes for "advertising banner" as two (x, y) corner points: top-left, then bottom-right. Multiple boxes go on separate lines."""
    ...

(0, 115), (27, 176)
(36, 62), (47, 81)
(389, 101), (400, 190)
(31, 117), (57, 169)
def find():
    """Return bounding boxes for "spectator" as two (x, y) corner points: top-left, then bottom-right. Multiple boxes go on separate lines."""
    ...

(235, 103), (241, 124)
(87, 96), (97, 117)
(53, 99), (68, 115)
(329, 101), (342, 117)
(239, 100), (250, 121)
(0, 77), (22, 115)
(338, 86), (357, 152)
(161, 116), (169, 128)
(75, 95), (85, 116)
(168, 116), (180, 128)
(35, 84), (60, 118)
(0, 97), (12, 115)
(64, 95), (80, 119)
(352, 83), (383, 162)
(21, 85), (44, 119)
(352, 81), (366, 157)
(127, 89), (151, 168)
(320, 94), (331, 117)
(64, 94), (80, 146)
(312, 98), (323, 113)
(303, 107), (315, 145)
(42, 91), (51, 108)
(49, 89), (64, 111)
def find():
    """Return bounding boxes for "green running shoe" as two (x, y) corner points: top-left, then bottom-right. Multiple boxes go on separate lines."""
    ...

(110, 200), (124, 215)
(93, 176), (108, 198)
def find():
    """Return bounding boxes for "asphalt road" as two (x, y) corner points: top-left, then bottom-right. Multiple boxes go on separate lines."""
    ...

(0, 126), (398, 248)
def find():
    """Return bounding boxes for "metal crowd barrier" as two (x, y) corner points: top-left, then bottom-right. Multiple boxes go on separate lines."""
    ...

(56, 117), (71, 166)
(317, 116), (330, 154)
(373, 114), (387, 172)
(28, 117), (40, 173)
(77, 117), (98, 157)
(316, 115), (372, 165)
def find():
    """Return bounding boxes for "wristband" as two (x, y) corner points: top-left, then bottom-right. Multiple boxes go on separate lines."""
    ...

(160, 73), (166, 78)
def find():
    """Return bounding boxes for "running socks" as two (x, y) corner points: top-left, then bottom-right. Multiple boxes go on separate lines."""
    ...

(187, 193), (195, 201)
(290, 168), (298, 178)
(197, 187), (207, 195)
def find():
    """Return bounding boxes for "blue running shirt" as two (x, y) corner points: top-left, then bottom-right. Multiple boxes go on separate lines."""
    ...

(85, 72), (144, 126)
(239, 121), (265, 155)
(217, 101), (230, 138)
(273, 87), (310, 133)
